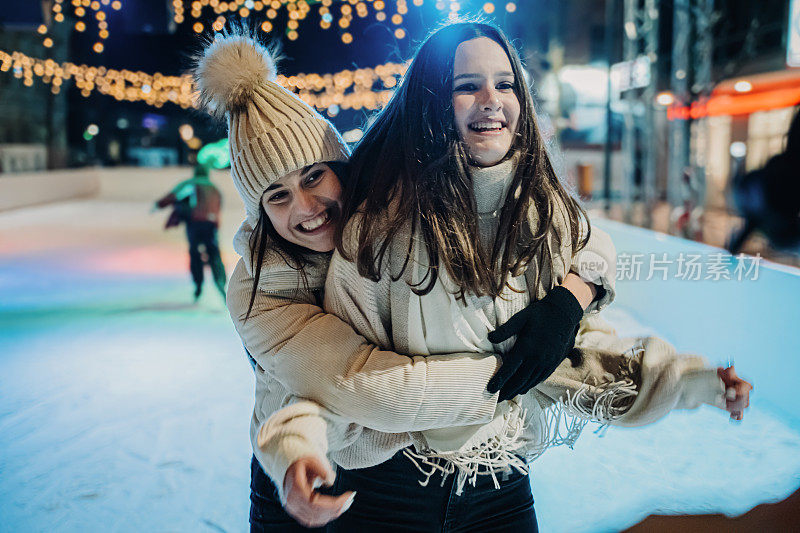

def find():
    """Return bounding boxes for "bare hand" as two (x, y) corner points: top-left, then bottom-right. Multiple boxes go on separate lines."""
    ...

(283, 456), (355, 528)
(717, 366), (753, 421)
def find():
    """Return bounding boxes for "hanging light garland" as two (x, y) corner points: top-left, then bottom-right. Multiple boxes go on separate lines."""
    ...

(37, 0), (122, 54)
(0, 48), (407, 113)
(173, 0), (419, 43)
(7, 1), (516, 109)
(173, 0), (514, 44)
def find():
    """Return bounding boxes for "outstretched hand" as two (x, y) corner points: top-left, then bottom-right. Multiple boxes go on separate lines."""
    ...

(487, 286), (584, 402)
(717, 366), (753, 421)
(283, 456), (355, 528)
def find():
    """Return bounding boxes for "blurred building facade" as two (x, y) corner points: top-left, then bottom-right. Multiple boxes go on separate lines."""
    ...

(0, 7), (69, 172)
(614, 0), (793, 218)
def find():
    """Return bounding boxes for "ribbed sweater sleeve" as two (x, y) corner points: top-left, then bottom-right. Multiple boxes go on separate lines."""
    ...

(547, 196), (617, 313)
(255, 398), (361, 503)
(573, 222), (617, 313)
(256, 397), (412, 500)
(227, 259), (500, 433)
(322, 250), (504, 429)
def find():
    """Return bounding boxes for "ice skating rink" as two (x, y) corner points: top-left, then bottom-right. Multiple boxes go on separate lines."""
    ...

(2, 173), (799, 532)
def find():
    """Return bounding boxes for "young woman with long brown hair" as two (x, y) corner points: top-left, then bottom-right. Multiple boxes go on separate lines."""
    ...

(195, 30), (605, 532)
(260, 21), (751, 531)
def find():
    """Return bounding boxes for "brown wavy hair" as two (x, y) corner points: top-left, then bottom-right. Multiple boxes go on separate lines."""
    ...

(338, 21), (590, 299)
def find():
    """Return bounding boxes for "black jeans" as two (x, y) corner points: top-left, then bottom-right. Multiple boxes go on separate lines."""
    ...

(330, 450), (538, 533)
(251, 450), (538, 533)
(185, 220), (226, 297)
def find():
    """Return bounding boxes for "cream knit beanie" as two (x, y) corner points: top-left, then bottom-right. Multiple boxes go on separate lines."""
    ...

(194, 33), (350, 223)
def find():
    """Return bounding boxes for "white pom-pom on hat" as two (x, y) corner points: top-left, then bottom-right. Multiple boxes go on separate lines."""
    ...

(194, 33), (277, 120)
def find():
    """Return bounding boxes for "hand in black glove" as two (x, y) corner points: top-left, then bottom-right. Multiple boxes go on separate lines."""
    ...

(486, 285), (584, 402)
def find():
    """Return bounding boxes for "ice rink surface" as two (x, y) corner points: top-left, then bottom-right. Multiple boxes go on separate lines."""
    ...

(2, 197), (800, 532)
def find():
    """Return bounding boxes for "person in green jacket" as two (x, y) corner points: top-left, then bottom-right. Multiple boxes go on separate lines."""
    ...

(154, 163), (226, 301)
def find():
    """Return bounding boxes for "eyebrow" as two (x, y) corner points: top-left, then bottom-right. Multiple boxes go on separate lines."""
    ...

(265, 164), (317, 191)
(453, 71), (514, 81)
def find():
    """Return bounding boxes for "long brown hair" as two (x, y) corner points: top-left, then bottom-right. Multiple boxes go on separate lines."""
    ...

(339, 21), (590, 299)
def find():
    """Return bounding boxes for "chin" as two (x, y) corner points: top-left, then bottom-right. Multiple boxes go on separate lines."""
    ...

(469, 143), (512, 167)
(306, 236), (335, 253)
(471, 151), (506, 167)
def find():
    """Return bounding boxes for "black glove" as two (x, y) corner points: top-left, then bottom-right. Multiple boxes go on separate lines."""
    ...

(486, 285), (584, 401)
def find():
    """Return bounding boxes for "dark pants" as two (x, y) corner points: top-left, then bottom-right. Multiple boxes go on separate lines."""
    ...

(330, 450), (537, 533)
(250, 456), (327, 532)
(185, 220), (226, 298)
(251, 451), (537, 533)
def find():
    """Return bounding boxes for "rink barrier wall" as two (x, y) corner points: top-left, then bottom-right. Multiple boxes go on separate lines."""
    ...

(0, 168), (101, 211)
(596, 218), (800, 429)
(0, 166), (246, 218)
(92, 166), (243, 207)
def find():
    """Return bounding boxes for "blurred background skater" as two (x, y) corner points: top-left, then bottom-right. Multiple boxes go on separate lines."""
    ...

(728, 108), (800, 256)
(669, 167), (705, 241)
(154, 162), (226, 301)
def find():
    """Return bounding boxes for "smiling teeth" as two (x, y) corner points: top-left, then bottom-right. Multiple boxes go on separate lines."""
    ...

(470, 121), (504, 131)
(300, 212), (329, 231)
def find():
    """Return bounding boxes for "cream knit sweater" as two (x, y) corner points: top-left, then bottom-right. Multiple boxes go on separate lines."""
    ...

(227, 218), (511, 499)
(254, 159), (725, 495)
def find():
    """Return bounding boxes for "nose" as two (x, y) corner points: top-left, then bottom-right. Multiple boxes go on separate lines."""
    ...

(293, 190), (321, 217)
(479, 86), (502, 112)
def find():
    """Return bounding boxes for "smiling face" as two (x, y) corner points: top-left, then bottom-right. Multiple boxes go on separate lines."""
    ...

(452, 37), (521, 167)
(260, 163), (343, 252)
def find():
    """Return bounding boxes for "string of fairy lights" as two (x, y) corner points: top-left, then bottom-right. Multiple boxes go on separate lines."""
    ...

(33, 0), (518, 52)
(33, 0), (517, 53)
(173, 0), (517, 44)
(0, 47), (406, 113)
(37, 0), (123, 54)
(4, 0), (517, 113)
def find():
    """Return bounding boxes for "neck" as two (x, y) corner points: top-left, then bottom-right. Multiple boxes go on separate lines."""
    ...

(470, 156), (517, 216)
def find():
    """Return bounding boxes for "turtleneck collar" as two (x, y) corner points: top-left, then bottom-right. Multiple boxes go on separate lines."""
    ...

(470, 156), (518, 217)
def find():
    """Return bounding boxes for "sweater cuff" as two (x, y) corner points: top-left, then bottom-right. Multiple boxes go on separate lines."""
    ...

(679, 368), (726, 410)
(257, 434), (333, 505)
(584, 276), (615, 314)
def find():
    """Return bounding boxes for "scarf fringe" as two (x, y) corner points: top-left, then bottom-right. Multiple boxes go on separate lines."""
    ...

(403, 345), (642, 495)
(561, 378), (638, 425)
(560, 340), (643, 427)
(403, 405), (530, 495)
